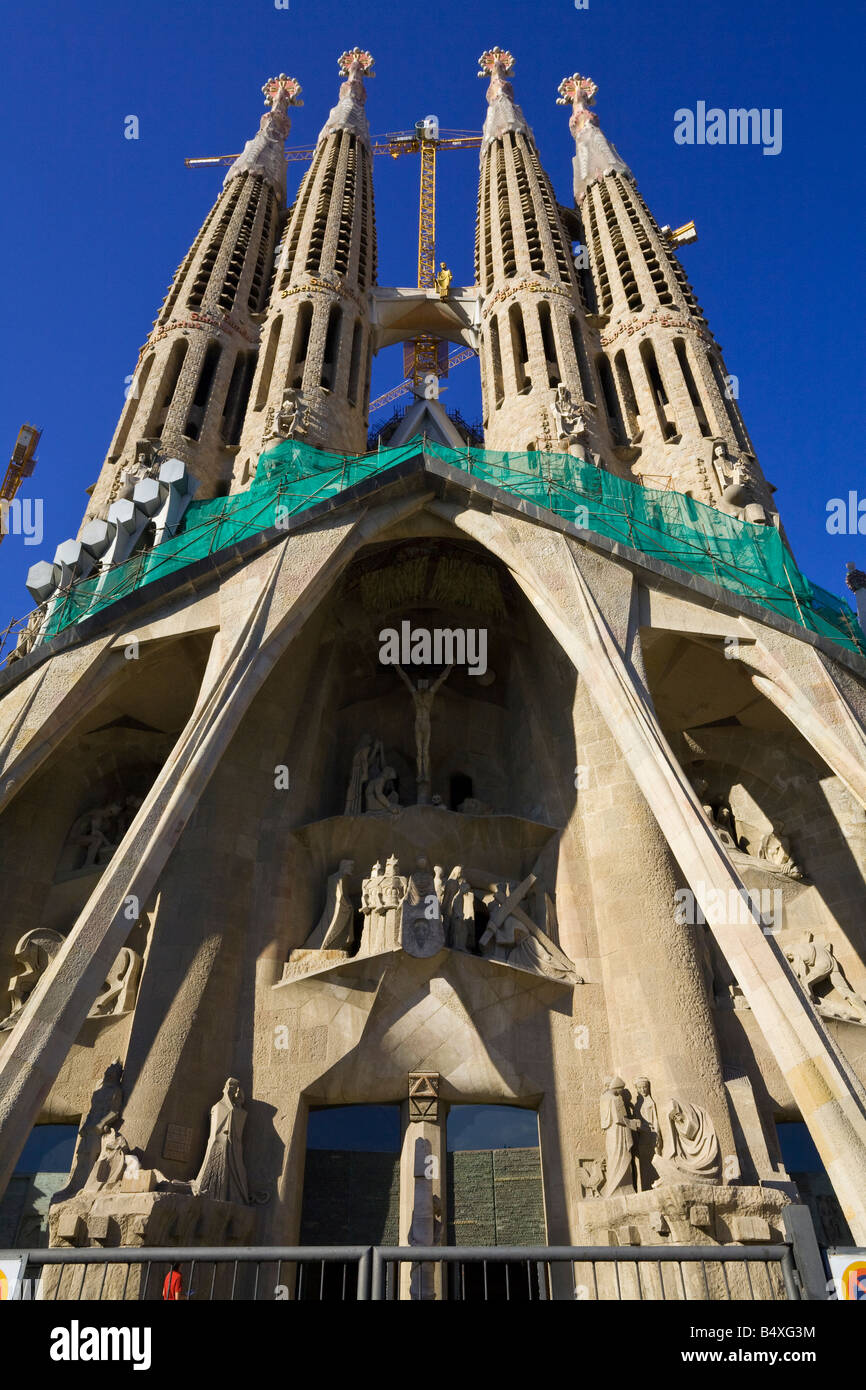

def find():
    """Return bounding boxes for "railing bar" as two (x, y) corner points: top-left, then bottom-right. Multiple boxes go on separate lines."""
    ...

(298, 1261), (304, 1301)
(701, 1260), (711, 1300)
(720, 1261), (731, 1302)
(320, 1259), (325, 1300)
(341, 1260), (347, 1301)
(678, 1261), (689, 1302)
(97, 1262), (109, 1302)
(188, 1260), (196, 1304)
(209, 1262), (217, 1301)
(53, 1263), (62, 1300)
(78, 1263), (87, 1300)
(526, 1258), (532, 1299)
(591, 1262), (598, 1303)
(505, 1261), (510, 1301)
(657, 1260), (664, 1302)
(613, 1260), (622, 1301)
(482, 1259), (487, 1300)
(636, 1260), (643, 1302)
(252, 1260), (260, 1302)
(142, 1261), (151, 1301)
(120, 1260), (131, 1303)
(231, 1259), (239, 1301)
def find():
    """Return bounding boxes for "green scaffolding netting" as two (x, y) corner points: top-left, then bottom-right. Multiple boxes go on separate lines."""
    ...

(40, 437), (866, 658)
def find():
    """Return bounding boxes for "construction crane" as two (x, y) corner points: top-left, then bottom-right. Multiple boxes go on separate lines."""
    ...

(187, 121), (483, 406)
(1, 424), (40, 545)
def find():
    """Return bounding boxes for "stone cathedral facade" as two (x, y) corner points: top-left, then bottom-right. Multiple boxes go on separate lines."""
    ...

(2, 46), (866, 1298)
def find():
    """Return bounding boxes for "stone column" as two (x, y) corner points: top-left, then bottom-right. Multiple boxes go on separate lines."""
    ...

(575, 678), (736, 1161)
(398, 1072), (445, 1300)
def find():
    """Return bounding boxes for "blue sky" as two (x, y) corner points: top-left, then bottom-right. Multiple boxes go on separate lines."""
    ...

(1, 0), (863, 621)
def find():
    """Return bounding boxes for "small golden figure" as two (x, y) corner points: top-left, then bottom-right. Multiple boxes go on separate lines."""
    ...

(434, 262), (453, 298)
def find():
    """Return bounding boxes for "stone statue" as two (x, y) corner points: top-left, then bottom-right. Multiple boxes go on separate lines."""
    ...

(576, 1156), (606, 1199)
(758, 824), (804, 880)
(365, 764), (400, 814)
(84, 1127), (132, 1194)
(654, 1099), (721, 1184)
(401, 857), (446, 958)
(785, 932), (866, 1024)
(57, 1060), (125, 1198)
(433, 865), (446, 903)
(10, 602), (46, 661)
(193, 1078), (251, 1205)
(434, 262), (453, 298)
(478, 877), (578, 981)
(77, 804), (122, 868)
(344, 733), (384, 815)
(551, 383), (593, 456)
(599, 1076), (640, 1196)
(91, 946), (142, 1018)
(442, 866), (476, 952)
(0, 928), (66, 1031)
(375, 855), (408, 952)
(395, 664), (453, 800)
(360, 860), (384, 953)
(304, 859), (355, 951)
(632, 1077), (660, 1191)
(273, 387), (307, 440)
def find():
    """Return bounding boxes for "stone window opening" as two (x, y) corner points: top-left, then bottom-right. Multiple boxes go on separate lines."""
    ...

(639, 340), (678, 441)
(221, 349), (257, 445)
(281, 145), (324, 290)
(512, 143), (544, 273)
(614, 350), (641, 441)
(288, 303), (314, 390)
(597, 353), (626, 446)
(599, 182), (641, 312)
(495, 144), (516, 279)
(248, 186), (277, 313)
(320, 304), (343, 391)
(254, 316), (283, 410)
(347, 321), (364, 407)
(508, 303), (530, 394)
(569, 316), (596, 404)
(334, 135), (357, 280)
(449, 772), (473, 809)
(145, 338), (188, 439)
(109, 352), (154, 462)
(538, 301), (560, 388)
(187, 180), (243, 309)
(184, 341), (222, 440)
(527, 144), (572, 283)
(489, 315), (505, 409)
(674, 338), (711, 437)
(306, 146), (339, 273)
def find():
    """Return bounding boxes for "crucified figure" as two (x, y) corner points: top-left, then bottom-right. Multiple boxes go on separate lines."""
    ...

(395, 665), (453, 798)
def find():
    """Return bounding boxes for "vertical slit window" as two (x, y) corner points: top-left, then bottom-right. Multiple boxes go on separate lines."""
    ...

(347, 321), (363, 407)
(110, 353), (154, 460)
(221, 350), (257, 445)
(597, 354), (626, 445)
(184, 341), (222, 440)
(146, 339), (189, 438)
(640, 340), (677, 440)
(585, 191), (612, 314)
(674, 339), (711, 436)
(254, 316), (283, 410)
(490, 315), (505, 409)
(538, 301), (560, 387)
(290, 302), (313, 389)
(509, 303), (529, 393)
(320, 304), (342, 390)
(614, 351), (640, 439)
(569, 317), (595, 403)
(708, 353), (749, 449)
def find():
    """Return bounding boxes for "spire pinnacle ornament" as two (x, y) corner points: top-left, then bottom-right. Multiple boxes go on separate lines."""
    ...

(557, 70), (631, 201)
(478, 48), (528, 148)
(557, 73), (599, 135)
(318, 48), (374, 145)
(261, 73), (303, 110)
(337, 47), (375, 78)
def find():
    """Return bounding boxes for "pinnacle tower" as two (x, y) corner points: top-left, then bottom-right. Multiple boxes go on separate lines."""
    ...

(560, 73), (776, 519)
(475, 49), (609, 461)
(84, 76), (302, 525)
(233, 48), (377, 479)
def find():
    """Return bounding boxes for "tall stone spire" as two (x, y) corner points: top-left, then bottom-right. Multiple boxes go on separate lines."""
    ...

(559, 71), (776, 518)
(233, 48), (377, 477)
(82, 76), (302, 526)
(475, 49), (613, 462)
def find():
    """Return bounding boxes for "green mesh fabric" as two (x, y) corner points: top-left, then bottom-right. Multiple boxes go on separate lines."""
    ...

(41, 437), (866, 658)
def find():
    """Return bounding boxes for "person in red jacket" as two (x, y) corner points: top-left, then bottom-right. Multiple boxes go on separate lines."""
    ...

(162, 1264), (183, 1300)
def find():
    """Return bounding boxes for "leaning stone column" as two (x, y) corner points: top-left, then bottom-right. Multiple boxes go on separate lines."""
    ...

(574, 677), (736, 1160)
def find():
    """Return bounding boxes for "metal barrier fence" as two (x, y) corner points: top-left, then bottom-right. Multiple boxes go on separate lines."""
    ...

(6, 1243), (800, 1302)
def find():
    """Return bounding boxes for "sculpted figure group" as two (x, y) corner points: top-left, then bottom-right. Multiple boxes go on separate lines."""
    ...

(596, 1075), (721, 1198)
(299, 858), (578, 980)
